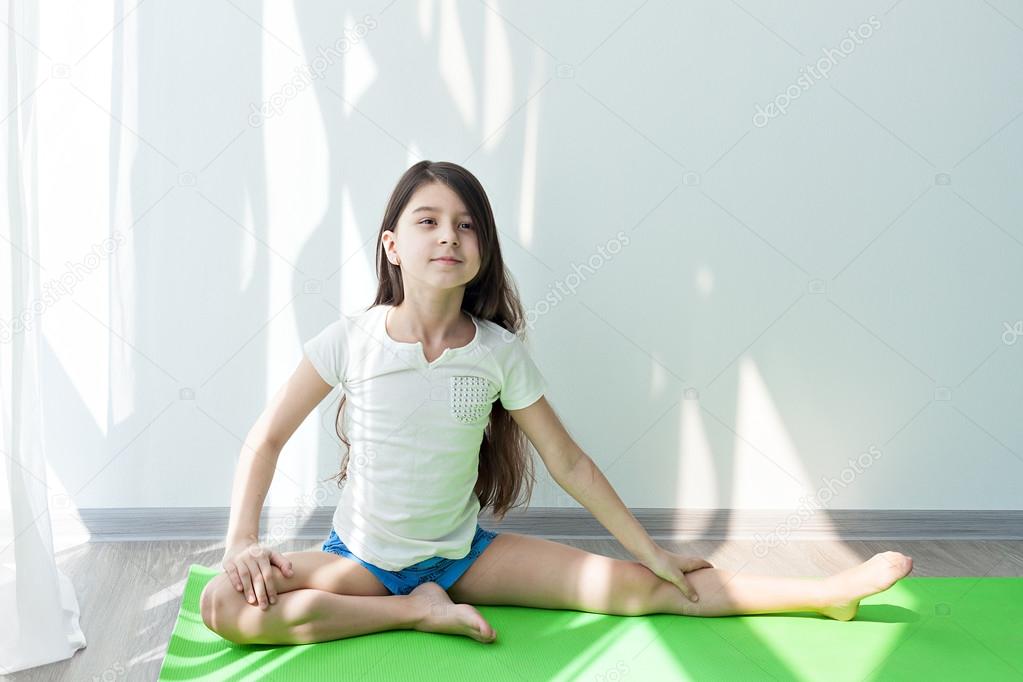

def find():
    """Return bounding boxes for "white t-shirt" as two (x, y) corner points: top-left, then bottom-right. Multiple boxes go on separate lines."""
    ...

(303, 303), (547, 570)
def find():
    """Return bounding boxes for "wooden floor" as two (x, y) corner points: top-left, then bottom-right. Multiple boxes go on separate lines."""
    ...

(5, 537), (1023, 681)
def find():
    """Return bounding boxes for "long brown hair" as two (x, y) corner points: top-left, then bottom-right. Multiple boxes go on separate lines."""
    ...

(320, 160), (535, 520)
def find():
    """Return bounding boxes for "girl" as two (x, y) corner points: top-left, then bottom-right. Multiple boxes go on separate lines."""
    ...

(199, 161), (913, 646)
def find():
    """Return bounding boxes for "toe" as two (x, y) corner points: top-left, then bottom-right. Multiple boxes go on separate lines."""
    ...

(473, 614), (495, 642)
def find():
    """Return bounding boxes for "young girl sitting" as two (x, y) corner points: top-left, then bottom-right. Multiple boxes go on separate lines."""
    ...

(199, 160), (913, 646)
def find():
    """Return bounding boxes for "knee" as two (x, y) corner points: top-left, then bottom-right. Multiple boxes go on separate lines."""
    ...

(199, 576), (223, 632)
(617, 561), (668, 616)
(632, 563), (708, 617)
(663, 567), (717, 617)
(200, 575), (246, 643)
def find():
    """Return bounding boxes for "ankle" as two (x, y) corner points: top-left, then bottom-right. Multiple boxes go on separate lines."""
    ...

(813, 577), (837, 610)
(405, 594), (432, 630)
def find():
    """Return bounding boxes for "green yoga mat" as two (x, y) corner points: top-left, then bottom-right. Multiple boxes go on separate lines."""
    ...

(159, 564), (1023, 681)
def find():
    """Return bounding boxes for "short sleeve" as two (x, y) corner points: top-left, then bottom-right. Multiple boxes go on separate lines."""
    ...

(499, 335), (547, 410)
(303, 319), (349, 387)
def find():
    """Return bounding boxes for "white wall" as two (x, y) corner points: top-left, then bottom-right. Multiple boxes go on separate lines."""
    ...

(24, 0), (1023, 524)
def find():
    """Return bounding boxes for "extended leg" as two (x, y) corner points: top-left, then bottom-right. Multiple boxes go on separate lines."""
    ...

(448, 533), (913, 621)
(655, 550), (914, 620)
(646, 568), (826, 617)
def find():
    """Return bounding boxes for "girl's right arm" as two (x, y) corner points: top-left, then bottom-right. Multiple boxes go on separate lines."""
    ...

(221, 355), (334, 609)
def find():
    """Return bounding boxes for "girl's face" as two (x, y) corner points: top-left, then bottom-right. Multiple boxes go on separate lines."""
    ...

(382, 182), (482, 292)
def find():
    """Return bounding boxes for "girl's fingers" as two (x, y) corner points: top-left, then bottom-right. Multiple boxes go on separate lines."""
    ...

(250, 563), (269, 609)
(258, 560), (277, 605)
(684, 558), (714, 572)
(226, 565), (241, 591)
(270, 550), (293, 577)
(236, 564), (255, 604)
(226, 548), (290, 608)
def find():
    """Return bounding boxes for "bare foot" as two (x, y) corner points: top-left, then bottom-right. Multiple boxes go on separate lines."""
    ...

(409, 582), (497, 643)
(819, 551), (914, 621)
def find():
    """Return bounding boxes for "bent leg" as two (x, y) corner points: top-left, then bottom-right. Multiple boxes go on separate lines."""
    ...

(201, 549), (413, 644)
(201, 549), (498, 645)
(208, 585), (424, 645)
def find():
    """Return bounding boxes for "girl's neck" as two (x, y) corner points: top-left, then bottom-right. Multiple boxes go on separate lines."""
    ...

(387, 294), (470, 346)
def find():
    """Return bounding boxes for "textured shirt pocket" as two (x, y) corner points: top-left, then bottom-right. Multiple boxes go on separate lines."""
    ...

(449, 375), (492, 424)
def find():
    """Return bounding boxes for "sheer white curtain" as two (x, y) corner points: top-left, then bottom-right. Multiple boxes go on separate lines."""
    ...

(1, 0), (87, 672)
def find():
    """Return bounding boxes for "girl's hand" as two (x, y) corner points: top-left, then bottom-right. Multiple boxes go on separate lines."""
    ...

(221, 541), (294, 610)
(640, 547), (714, 603)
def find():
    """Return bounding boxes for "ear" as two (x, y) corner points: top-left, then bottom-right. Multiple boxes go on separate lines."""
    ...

(381, 230), (400, 265)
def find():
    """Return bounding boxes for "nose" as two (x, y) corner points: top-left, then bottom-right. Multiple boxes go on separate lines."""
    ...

(439, 223), (459, 246)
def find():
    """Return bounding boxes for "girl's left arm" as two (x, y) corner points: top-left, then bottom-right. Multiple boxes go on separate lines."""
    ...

(508, 397), (711, 568)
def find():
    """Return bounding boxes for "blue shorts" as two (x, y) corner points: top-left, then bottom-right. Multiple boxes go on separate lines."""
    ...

(320, 524), (499, 596)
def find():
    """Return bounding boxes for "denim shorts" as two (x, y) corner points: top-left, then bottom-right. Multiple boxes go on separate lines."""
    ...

(320, 524), (499, 596)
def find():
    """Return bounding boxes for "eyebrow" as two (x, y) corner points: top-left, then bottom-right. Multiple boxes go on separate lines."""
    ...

(411, 206), (472, 217)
